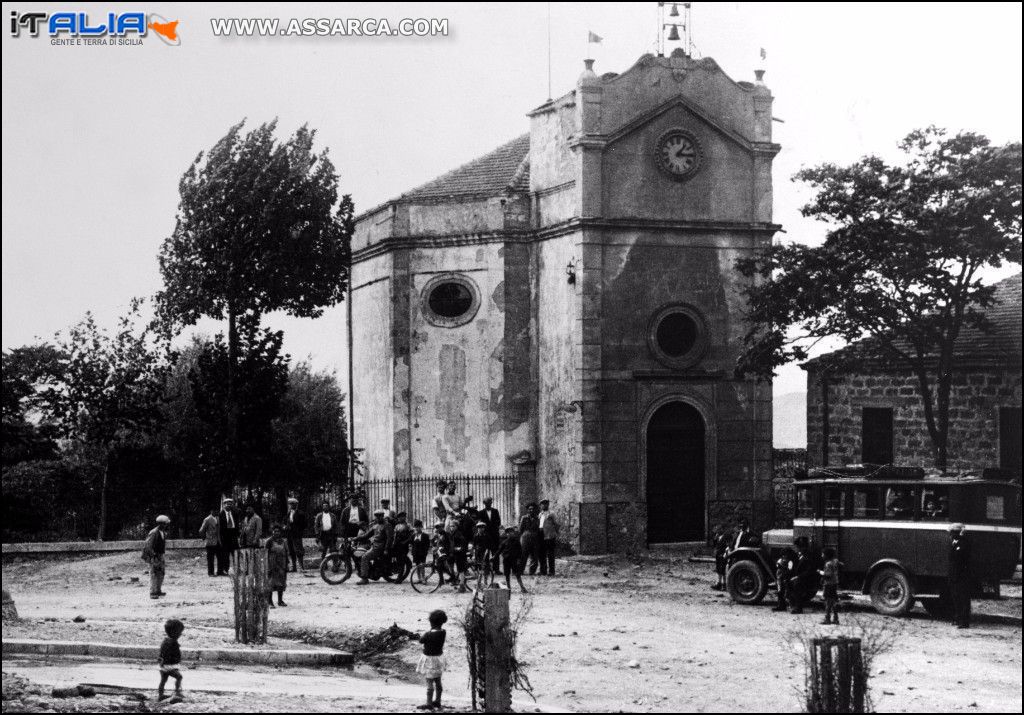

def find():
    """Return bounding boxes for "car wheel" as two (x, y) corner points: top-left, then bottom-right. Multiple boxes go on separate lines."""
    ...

(869, 566), (914, 616)
(726, 560), (768, 605)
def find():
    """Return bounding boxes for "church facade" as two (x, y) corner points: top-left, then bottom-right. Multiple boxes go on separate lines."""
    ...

(350, 50), (780, 553)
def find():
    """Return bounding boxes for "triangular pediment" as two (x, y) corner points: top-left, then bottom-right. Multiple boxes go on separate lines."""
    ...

(603, 95), (757, 153)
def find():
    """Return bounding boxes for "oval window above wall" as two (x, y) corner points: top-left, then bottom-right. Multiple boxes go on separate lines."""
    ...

(421, 274), (480, 328)
(647, 304), (708, 369)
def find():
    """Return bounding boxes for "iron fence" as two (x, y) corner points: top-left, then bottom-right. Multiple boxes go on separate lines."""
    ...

(361, 473), (519, 528)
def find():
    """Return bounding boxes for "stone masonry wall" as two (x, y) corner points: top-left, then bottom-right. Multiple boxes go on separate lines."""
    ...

(806, 367), (1022, 472)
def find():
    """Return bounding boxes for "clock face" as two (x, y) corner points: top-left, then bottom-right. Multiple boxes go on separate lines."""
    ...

(656, 130), (701, 179)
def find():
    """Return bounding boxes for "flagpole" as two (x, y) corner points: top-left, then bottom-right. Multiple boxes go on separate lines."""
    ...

(547, 2), (552, 100)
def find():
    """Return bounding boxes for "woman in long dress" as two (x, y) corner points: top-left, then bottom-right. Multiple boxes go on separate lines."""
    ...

(266, 524), (289, 608)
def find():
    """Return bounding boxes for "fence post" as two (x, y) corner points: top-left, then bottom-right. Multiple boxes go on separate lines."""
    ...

(483, 587), (512, 713)
(806, 636), (866, 713)
(232, 548), (269, 645)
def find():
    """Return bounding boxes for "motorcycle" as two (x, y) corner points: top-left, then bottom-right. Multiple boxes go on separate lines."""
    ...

(320, 537), (411, 585)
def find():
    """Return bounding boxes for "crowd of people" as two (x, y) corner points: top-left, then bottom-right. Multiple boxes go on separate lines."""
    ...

(140, 481), (564, 601)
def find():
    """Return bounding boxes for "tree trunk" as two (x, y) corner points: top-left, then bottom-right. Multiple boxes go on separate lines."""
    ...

(97, 460), (110, 541)
(227, 307), (239, 490)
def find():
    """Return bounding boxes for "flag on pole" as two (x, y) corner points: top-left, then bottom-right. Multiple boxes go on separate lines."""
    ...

(760, 47), (767, 60)
(588, 31), (603, 43)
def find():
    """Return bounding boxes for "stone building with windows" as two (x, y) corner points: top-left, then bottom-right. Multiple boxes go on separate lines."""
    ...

(350, 50), (780, 553)
(803, 273), (1023, 475)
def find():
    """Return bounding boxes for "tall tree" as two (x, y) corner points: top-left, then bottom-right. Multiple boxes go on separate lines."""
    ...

(40, 299), (170, 539)
(188, 320), (290, 503)
(1, 344), (64, 465)
(270, 361), (348, 505)
(738, 127), (1022, 470)
(156, 119), (354, 482)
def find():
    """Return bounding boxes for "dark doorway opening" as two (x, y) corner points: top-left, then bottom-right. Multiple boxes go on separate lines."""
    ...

(646, 401), (706, 543)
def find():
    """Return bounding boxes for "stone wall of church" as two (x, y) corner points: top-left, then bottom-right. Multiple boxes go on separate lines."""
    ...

(535, 232), (584, 541)
(581, 229), (774, 551)
(350, 252), (395, 480)
(806, 366), (1023, 472)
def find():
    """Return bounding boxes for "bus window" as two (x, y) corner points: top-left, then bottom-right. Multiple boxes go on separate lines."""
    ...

(920, 487), (949, 519)
(884, 487), (917, 519)
(853, 487), (880, 518)
(796, 487), (814, 518)
(824, 487), (846, 517)
(986, 495), (1006, 521)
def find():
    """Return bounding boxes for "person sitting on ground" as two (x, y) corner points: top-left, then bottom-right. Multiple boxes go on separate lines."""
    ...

(498, 525), (528, 593)
(157, 618), (184, 701)
(411, 519), (431, 582)
(416, 609), (448, 710)
(265, 523), (289, 608)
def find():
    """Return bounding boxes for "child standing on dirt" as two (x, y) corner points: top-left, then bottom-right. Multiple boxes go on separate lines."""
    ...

(157, 618), (184, 701)
(499, 526), (528, 593)
(416, 609), (448, 710)
(820, 547), (843, 625)
(411, 519), (431, 582)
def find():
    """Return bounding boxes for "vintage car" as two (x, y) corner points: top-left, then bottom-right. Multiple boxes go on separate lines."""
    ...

(725, 465), (1022, 616)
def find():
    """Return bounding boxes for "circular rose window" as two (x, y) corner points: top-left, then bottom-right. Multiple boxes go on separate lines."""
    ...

(647, 304), (708, 369)
(421, 274), (480, 327)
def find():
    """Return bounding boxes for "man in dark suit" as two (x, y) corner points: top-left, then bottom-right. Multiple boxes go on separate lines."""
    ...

(340, 497), (368, 539)
(216, 498), (241, 575)
(479, 497), (501, 569)
(284, 497), (307, 572)
(788, 536), (816, 614)
(949, 523), (972, 629)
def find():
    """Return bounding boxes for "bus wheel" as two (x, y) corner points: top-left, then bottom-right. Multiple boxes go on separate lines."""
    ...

(869, 566), (914, 616)
(726, 560), (768, 605)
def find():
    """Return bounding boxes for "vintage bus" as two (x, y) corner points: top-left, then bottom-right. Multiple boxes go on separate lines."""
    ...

(726, 465), (1022, 616)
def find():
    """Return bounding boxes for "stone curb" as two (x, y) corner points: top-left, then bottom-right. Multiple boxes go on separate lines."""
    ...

(1, 639), (352, 666)
(1, 538), (322, 555)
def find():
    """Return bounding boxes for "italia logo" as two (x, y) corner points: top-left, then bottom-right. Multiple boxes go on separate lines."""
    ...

(9, 11), (180, 45)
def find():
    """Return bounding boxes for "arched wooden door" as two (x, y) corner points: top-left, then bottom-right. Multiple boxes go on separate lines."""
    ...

(646, 401), (706, 543)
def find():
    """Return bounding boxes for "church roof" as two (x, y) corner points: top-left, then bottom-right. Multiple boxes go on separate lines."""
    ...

(399, 133), (531, 201)
(804, 272), (1022, 370)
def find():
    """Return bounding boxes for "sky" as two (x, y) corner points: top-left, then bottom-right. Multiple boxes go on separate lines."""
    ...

(3, 2), (1022, 446)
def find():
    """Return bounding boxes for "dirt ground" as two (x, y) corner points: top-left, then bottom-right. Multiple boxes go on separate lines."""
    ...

(2, 549), (1021, 712)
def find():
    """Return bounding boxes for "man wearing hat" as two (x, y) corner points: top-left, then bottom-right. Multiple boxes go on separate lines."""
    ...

(379, 499), (397, 524)
(948, 523), (972, 629)
(142, 515), (170, 599)
(519, 503), (541, 575)
(479, 497), (501, 571)
(217, 498), (241, 575)
(538, 499), (560, 576)
(355, 509), (393, 585)
(284, 497), (307, 572)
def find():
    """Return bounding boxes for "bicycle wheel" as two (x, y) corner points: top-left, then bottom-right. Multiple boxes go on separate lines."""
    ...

(383, 556), (412, 584)
(320, 553), (353, 585)
(409, 563), (442, 593)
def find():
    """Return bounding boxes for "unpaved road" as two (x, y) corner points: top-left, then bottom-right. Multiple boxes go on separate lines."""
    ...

(3, 549), (1020, 712)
